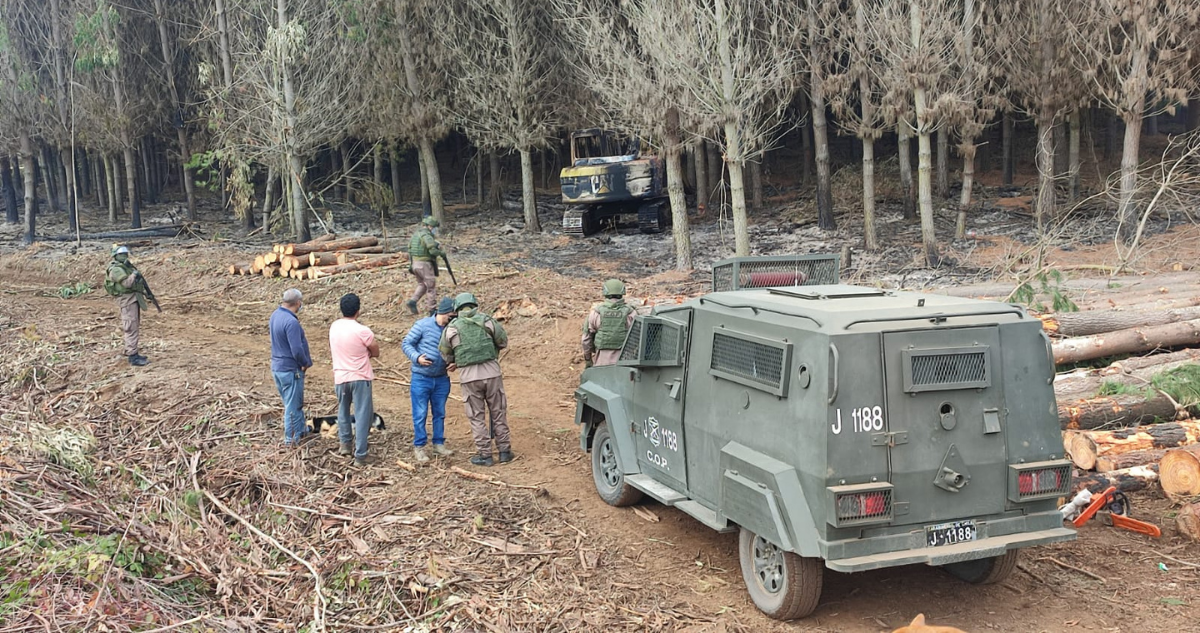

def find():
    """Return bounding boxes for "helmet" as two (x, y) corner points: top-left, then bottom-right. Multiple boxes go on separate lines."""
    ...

(112, 244), (130, 256)
(422, 216), (440, 228)
(453, 292), (478, 311)
(602, 279), (625, 297)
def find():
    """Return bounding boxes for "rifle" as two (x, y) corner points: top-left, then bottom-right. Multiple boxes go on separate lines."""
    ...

(134, 272), (162, 312)
(440, 253), (458, 286)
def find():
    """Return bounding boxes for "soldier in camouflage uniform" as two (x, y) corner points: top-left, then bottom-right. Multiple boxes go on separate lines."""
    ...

(438, 292), (513, 467)
(104, 245), (150, 366)
(582, 279), (635, 367)
(406, 216), (444, 315)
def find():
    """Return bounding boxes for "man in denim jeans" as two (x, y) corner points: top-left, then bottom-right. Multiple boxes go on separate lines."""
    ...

(330, 293), (380, 466)
(268, 288), (312, 446)
(402, 297), (456, 463)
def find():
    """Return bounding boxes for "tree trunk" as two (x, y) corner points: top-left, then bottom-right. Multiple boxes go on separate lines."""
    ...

(1052, 319), (1200, 366)
(391, 142), (403, 207)
(898, 125), (916, 220)
(396, 18), (444, 224)
(811, 76), (835, 230)
(215, 0), (234, 88)
(1146, 113), (1158, 136)
(518, 148), (540, 232)
(1041, 306), (1200, 337)
(1104, 112), (1118, 162)
(1035, 120), (1055, 226)
(799, 92), (813, 188)
(1, 157), (17, 224)
(956, 144), (977, 239)
(1001, 114), (1014, 185)
(1117, 112), (1143, 243)
(862, 138), (877, 250)
(340, 140), (352, 203)
(19, 134), (36, 245)
(488, 152), (502, 211)
(694, 139), (709, 214)
(123, 147), (140, 229)
(41, 146), (60, 213)
(539, 149), (547, 190)
(262, 164), (278, 227)
(107, 154), (121, 222)
(1053, 121), (1068, 177)
(749, 159), (763, 212)
(278, 0), (309, 242)
(140, 138), (155, 204)
(419, 139), (444, 224)
(1068, 110), (1081, 202)
(331, 149), (342, 201)
(665, 108), (693, 271)
(474, 150), (483, 208)
(1063, 422), (1200, 470)
(1160, 444), (1200, 498)
(417, 148), (430, 214)
(936, 129), (949, 199)
(1071, 465), (1158, 494)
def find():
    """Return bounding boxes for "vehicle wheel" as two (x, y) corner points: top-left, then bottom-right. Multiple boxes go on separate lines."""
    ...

(591, 422), (643, 507)
(738, 527), (823, 620)
(942, 549), (1020, 584)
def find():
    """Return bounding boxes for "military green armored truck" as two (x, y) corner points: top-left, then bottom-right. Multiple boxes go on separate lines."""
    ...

(574, 255), (1076, 620)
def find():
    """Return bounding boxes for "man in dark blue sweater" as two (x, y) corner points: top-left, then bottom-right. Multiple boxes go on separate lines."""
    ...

(269, 288), (313, 446)
(402, 297), (456, 463)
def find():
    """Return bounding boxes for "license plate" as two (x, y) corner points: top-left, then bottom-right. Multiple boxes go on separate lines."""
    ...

(925, 520), (977, 547)
(564, 216), (582, 228)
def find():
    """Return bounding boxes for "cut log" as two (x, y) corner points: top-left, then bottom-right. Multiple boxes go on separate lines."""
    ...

(228, 263), (251, 275)
(1053, 319), (1200, 366)
(1071, 464), (1159, 494)
(43, 224), (187, 241)
(1096, 449), (1167, 472)
(284, 236), (378, 256)
(1175, 503), (1200, 541)
(1053, 355), (1200, 400)
(1160, 444), (1200, 498)
(252, 255), (265, 273)
(336, 252), (393, 265)
(1058, 391), (1178, 431)
(309, 252), (338, 267)
(1107, 348), (1200, 374)
(280, 255), (310, 274)
(1063, 421), (1200, 470)
(338, 245), (385, 255)
(261, 264), (280, 278)
(307, 254), (404, 280)
(1041, 306), (1200, 337)
(264, 252), (279, 265)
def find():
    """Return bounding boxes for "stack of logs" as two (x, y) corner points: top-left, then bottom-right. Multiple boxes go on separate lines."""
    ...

(949, 272), (1200, 538)
(228, 234), (407, 280)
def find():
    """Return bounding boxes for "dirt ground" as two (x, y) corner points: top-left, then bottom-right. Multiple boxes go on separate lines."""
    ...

(3, 180), (1200, 632)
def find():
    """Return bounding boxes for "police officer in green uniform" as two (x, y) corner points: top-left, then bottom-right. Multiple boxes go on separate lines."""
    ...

(104, 245), (150, 366)
(438, 292), (513, 466)
(406, 217), (444, 315)
(581, 279), (635, 367)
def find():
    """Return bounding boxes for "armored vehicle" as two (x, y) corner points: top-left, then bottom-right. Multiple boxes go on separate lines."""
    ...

(560, 129), (669, 235)
(573, 255), (1075, 620)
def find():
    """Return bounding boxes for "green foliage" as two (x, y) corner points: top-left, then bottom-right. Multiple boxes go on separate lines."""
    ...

(1097, 380), (1151, 399)
(55, 281), (94, 299)
(1012, 269), (1078, 313)
(186, 150), (224, 192)
(73, 2), (121, 73)
(1151, 364), (1200, 411)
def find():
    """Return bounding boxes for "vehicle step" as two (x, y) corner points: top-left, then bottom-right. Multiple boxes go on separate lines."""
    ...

(676, 500), (736, 533)
(627, 474), (686, 505)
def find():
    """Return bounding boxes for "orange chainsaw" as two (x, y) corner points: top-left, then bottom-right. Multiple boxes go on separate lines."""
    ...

(1069, 486), (1161, 538)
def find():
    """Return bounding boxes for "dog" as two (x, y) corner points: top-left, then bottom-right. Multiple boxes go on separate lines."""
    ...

(891, 614), (968, 633)
(307, 413), (386, 439)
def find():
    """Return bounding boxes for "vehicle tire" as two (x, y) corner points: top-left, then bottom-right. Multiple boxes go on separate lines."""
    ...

(738, 527), (823, 620)
(591, 422), (643, 507)
(942, 549), (1020, 585)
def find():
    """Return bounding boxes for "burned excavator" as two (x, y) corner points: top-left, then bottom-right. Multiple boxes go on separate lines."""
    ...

(559, 129), (669, 236)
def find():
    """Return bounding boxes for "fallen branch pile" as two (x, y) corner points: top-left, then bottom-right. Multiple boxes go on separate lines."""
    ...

(229, 234), (408, 280)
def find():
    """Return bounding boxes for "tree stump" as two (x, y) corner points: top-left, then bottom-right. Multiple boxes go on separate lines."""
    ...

(1160, 444), (1200, 499)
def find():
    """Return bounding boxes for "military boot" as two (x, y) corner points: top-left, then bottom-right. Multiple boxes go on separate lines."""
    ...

(405, 300), (418, 315)
(413, 447), (430, 463)
(470, 453), (494, 467)
(432, 444), (453, 457)
(129, 355), (148, 367)
(338, 442), (352, 457)
(497, 450), (514, 464)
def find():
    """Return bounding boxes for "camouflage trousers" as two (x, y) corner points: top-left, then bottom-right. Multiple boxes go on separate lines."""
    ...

(410, 260), (437, 312)
(461, 376), (511, 456)
(119, 299), (140, 356)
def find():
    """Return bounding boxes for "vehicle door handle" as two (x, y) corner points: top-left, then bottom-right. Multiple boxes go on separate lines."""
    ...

(664, 379), (681, 400)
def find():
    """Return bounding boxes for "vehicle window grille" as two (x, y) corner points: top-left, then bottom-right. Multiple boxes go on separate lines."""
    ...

(712, 255), (840, 292)
(619, 320), (642, 362)
(911, 352), (986, 387)
(1018, 465), (1071, 499)
(643, 321), (679, 363)
(711, 333), (784, 388)
(839, 489), (893, 523)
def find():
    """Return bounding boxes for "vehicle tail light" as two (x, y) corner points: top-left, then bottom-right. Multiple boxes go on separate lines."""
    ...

(836, 490), (891, 522)
(1010, 462), (1071, 501)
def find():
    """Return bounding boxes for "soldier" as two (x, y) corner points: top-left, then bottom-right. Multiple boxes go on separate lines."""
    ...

(438, 292), (513, 466)
(104, 244), (150, 366)
(406, 216), (444, 315)
(581, 279), (635, 368)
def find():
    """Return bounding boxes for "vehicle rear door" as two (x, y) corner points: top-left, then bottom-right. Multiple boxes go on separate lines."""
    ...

(882, 326), (1008, 526)
(624, 311), (691, 491)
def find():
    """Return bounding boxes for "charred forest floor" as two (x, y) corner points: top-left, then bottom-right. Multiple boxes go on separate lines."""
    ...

(3, 168), (1200, 633)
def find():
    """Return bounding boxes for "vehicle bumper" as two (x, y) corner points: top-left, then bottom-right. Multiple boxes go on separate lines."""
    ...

(824, 526), (1076, 572)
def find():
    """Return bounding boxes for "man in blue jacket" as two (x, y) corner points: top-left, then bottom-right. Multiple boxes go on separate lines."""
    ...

(402, 297), (456, 463)
(269, 288), (313, 446)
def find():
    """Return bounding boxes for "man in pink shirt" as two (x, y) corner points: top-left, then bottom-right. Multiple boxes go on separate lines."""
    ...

(329, 293), (380, 466)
